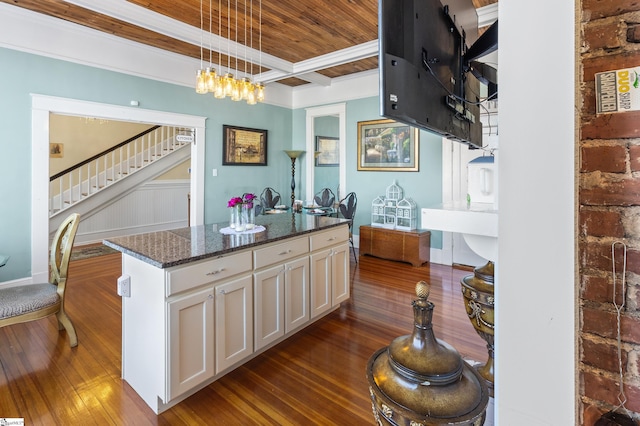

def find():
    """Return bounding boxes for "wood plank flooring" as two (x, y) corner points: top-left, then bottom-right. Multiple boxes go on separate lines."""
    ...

(0, 250), (487, 425)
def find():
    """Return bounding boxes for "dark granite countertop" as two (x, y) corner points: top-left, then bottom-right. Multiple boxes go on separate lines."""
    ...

(103, 213), (348, 268)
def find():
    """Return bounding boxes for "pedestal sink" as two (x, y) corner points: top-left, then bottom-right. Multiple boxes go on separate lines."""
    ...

(421, 202), (498, 260)
(421, 202), (498, 395)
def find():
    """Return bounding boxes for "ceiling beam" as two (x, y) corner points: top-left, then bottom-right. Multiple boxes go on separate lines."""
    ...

(258, 40), (379, 85)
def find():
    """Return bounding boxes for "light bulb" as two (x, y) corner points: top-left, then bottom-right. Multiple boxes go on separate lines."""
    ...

(240, 77), (252, 100)
(256, 82), (265, 102)
(214, 75), (225, 98)
(195, 69), (207, 94)
(231, 79), (242, 101)
(246, 89), (257, 105)
(205, 67), (217, 93)
(223, 73), (234, 97)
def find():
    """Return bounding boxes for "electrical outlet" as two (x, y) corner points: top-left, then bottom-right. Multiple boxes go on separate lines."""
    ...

(117, 275), (131, 297)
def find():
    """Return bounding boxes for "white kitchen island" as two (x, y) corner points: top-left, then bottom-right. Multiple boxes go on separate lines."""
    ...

(104, 213), (350, 414)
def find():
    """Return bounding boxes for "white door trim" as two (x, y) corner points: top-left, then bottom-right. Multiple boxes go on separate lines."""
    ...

(31, 94), (206, 282)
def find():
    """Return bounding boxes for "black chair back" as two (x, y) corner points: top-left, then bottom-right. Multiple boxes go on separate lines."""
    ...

(314, 188), (335, 207)
(338, 192), (357, 220)
(338, 192), (358, 263)
(259, 187), (281, 213)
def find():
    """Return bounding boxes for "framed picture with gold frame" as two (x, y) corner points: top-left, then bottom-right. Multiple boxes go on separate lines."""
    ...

(223, 125), (268, 165)
(357, 119), (419, 171)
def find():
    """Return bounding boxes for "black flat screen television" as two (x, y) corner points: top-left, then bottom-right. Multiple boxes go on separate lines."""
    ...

(379, 0), (497, 149)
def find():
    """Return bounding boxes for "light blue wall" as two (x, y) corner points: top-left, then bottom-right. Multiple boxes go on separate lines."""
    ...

(0, 47), (443, 283)
(344, 97), (443, 248)
(313, 116), (339, 195)
(0, 47), (292, 282)
(293, 97), (443, 248)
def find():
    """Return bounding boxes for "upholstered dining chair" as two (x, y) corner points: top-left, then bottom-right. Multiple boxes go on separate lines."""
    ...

(256, 187), (282, 215)
(338, 192), (358, 263)
(314, 188), (335, 208)
(0, 212), (80, 347)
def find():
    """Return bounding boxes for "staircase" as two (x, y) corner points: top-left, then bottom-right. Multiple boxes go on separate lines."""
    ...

(49, 125), (193, 231)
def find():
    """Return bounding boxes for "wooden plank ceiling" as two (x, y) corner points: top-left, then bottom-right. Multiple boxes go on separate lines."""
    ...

(2, 0), (497, 87)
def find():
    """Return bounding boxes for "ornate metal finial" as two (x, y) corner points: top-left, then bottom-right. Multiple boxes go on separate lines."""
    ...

(415, 280), (430, 300)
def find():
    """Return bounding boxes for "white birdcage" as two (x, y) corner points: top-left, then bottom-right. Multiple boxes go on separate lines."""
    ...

(371, 196), (386, 227)
(396, 197), (417, 230)
(371, 181), (418, 230)
(386, 181), (403, 202)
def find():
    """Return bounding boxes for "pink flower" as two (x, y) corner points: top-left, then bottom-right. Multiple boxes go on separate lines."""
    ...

(228, 193), (257, 208)
(227, 197), (243, 208)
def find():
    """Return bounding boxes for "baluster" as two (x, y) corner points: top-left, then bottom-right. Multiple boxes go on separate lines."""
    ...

(87, 162), (92, 195)
(77, 167), (82, 201)
(127, 141), (136, 174)
(69, 173), (74, 205)
(93, 159), (100, 192)
(58, 178), (63, 212)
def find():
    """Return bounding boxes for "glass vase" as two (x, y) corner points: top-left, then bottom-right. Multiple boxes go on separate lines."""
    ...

(244, 205), (255, 230)
(234, 205), (247, 232)
(229, 206), (238, 229)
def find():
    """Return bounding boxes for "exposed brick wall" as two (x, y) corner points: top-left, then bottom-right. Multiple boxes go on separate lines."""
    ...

(580, 1), (640, 423)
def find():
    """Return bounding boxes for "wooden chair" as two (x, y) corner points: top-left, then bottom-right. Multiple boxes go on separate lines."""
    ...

(314, 188), (335, 208)
(338, 192), (358, 263)
(0, 213), (80, 347)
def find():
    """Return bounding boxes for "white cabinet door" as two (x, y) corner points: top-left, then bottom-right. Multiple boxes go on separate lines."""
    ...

(331, 243), (350, 305)
(254, 265), (285, 350)
(310, 249), (332, 319)
(285, 256), (309, 333)
(167, 286), (214, 400)
(215, 275), (253, 373)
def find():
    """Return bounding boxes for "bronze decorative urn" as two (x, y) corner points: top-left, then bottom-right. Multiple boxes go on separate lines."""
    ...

(461, 261), (495, 396)
(366, 281), (489, 426)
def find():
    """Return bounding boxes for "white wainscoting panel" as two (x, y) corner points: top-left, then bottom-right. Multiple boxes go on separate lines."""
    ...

(75, 180), (190, 244)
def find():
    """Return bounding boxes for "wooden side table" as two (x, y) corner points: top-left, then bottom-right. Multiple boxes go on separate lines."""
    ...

(359, 225), (430, 267)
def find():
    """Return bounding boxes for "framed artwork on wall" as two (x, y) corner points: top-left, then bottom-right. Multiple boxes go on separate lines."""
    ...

(357, 119), (419, 171)
(315, 136), (339, 166)
(50, 143), (64, 158)
(223, 125), (268, 165)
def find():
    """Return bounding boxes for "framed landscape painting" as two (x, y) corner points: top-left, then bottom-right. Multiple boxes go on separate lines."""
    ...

(223, 125), (268, 165)
(315, 136), (339, 166)
(357, 119), (419, 171)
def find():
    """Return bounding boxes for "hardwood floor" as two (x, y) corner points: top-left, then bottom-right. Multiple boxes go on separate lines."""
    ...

(0, 250), (487, 425)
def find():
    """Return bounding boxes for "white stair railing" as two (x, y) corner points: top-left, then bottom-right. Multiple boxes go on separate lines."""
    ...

(49, 126), (192, 217)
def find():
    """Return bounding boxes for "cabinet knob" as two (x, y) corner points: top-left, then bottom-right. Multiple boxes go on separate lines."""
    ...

(208, 294), (214, 300)
(219, 289), (226, 295)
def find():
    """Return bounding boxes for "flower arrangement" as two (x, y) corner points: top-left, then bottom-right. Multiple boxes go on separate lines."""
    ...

(228, 193), (257, 209)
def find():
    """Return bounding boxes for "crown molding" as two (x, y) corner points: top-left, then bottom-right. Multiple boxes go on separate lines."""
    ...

(0, 3), (381, 109)
(477, 3), (499, 28)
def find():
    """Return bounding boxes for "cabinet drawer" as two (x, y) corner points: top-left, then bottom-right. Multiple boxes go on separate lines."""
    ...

(254, 237), (309, 269)
(309, 226), (348, 251)
(166, 251), (252, 296)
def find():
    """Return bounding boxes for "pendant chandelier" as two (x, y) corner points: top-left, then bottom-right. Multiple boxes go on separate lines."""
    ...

(195, 0), (264, 104)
